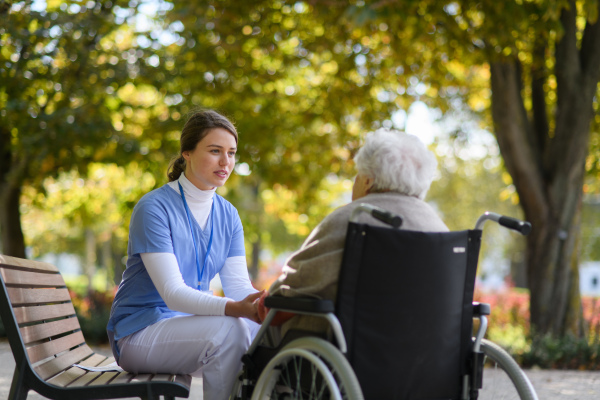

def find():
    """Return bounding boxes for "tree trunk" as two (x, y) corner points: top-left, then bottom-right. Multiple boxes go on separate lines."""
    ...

(488, 0), (600, 336)
(490, 59), (589, 337)
(0, 124), (26, 258)
(0, 182), (26, 258)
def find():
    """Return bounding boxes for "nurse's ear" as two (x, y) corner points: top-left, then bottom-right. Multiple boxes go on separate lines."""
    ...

(182, 151), (190, 162)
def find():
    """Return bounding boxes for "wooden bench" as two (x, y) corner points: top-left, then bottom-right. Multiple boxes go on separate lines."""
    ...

(0, 254), (191, 400)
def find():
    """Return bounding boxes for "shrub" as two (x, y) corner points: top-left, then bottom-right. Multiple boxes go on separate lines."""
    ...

(474, 286), (531, 353)
(518, 334), (600, 370)
(475, 286), (600, 369)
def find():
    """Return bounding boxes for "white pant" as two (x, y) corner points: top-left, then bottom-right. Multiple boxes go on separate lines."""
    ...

(118, 315), (260, 400)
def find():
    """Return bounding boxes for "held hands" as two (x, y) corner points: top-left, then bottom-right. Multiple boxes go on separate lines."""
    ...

(225, 291), (264, 324)
(256, 290), (295, 326)
(257, 290), (269, 322)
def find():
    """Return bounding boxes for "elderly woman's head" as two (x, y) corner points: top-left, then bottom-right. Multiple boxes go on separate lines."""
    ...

(352, 130), (437, 201)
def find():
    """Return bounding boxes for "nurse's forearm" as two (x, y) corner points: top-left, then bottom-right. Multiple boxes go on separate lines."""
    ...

(141, 252), (229, 315)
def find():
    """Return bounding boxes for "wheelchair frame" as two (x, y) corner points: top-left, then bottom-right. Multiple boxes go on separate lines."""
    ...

(232, 208), (539, 400)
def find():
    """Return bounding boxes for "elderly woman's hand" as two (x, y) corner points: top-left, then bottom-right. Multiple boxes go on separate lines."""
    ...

(256, 291), (295, 326)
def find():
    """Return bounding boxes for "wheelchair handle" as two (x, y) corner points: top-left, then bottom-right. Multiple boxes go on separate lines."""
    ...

(475, 212), (532, 235)
(350, 203), (403, 228)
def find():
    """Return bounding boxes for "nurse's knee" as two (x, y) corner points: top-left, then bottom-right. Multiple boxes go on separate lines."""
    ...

(225, 317), (252, 351)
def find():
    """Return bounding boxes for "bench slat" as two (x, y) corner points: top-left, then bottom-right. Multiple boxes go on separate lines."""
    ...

(108, 371), (135, 385)
(7, 287), (71, 306)
(20, 316), (81, 344)
(1, 268), (65, 288)
(68, 356), (115, 387)
(34, 344), (94, 381)
(12, 303), (76, 324)
(89, 371), (121, 385)
(27, 331), (86, 364)
(48, 353), (110, 387)
(0, 255), (58, 272)
(152, 374), (174, 381)
(46, 367), (88, 387)
(129, 373), (153, 383)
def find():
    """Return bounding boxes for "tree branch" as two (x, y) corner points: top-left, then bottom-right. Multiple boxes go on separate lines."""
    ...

(490, 61), (548, 224)
(545, 0), (588, 184)
(530, 42), (549, 168)
(555, 0), (580, 88)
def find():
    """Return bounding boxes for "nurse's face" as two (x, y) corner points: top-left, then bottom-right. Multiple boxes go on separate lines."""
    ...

(183, 127), (237, 190)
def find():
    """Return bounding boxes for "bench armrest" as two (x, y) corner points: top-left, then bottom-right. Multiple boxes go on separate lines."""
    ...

(264, 295), (335, 314)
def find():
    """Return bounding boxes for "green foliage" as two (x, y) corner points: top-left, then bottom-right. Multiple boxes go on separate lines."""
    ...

(145, 0), (401, 200)
(1, 1), (142, 186)
(21, 163), (156, 262)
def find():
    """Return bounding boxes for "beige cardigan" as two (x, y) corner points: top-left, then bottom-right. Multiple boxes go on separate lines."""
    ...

(269, 192), (448, 335)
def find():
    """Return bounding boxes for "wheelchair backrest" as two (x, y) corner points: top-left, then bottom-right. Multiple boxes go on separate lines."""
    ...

(336, 223), (482, 399)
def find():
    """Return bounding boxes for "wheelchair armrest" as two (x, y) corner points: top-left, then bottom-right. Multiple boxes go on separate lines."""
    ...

(473, 302), (491, 316)
(264, 295), (335, 314)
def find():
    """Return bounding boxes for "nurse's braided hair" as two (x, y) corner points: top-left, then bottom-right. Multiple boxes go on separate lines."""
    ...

(167, 109), (238, 182)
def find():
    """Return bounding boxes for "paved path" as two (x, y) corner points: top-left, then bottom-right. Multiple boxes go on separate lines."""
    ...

(0, 338), (598, 399)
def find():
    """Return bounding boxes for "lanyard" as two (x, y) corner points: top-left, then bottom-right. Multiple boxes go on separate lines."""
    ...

(178, 182), (214, 291)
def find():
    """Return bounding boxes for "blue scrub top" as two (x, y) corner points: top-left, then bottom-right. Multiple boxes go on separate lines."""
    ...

(106, 184), (245, 359)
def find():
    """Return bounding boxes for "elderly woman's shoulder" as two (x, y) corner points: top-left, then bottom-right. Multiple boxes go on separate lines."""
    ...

(341, 192), (447, 231)
(317, 192), (402, 227)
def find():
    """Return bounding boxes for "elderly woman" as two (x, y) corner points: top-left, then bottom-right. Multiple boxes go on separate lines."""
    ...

(259, 129), (448, 335)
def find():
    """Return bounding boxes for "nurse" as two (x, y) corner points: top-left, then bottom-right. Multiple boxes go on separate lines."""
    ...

(107, 109), (262, 400)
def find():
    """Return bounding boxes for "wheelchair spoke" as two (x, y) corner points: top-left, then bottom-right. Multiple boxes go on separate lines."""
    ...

(309, 363), (318, 398)
(310, 362), (327, 400)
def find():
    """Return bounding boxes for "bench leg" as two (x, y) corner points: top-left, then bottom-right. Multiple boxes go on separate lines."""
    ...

(9, 365), (29, 400)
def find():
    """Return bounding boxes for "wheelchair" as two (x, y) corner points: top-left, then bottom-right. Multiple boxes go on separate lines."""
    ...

(231, 205), (539, 400)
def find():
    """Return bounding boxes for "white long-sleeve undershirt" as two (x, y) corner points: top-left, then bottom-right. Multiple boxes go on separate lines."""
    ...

(140, 174), (256, 316)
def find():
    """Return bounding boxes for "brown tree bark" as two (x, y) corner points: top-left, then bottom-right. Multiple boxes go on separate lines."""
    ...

(0, 126), (26, 258)
(489, 0), (600, 337)
(0, 182), (26, 258)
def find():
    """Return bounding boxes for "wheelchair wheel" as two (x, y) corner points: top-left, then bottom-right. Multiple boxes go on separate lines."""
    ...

(252, 337), (363, 400)
(479, 339), (538, 400)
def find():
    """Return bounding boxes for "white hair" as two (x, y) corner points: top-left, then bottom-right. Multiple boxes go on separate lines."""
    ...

(354, 129), (437, 200)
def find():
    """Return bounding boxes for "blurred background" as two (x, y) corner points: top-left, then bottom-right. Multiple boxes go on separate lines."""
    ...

(2, 0), (600, 369)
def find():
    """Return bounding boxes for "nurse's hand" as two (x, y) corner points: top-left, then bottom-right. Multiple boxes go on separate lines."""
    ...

(225, 291), (264, 323)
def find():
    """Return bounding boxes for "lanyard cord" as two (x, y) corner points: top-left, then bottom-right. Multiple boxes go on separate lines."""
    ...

(178, 181), (214, 290)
